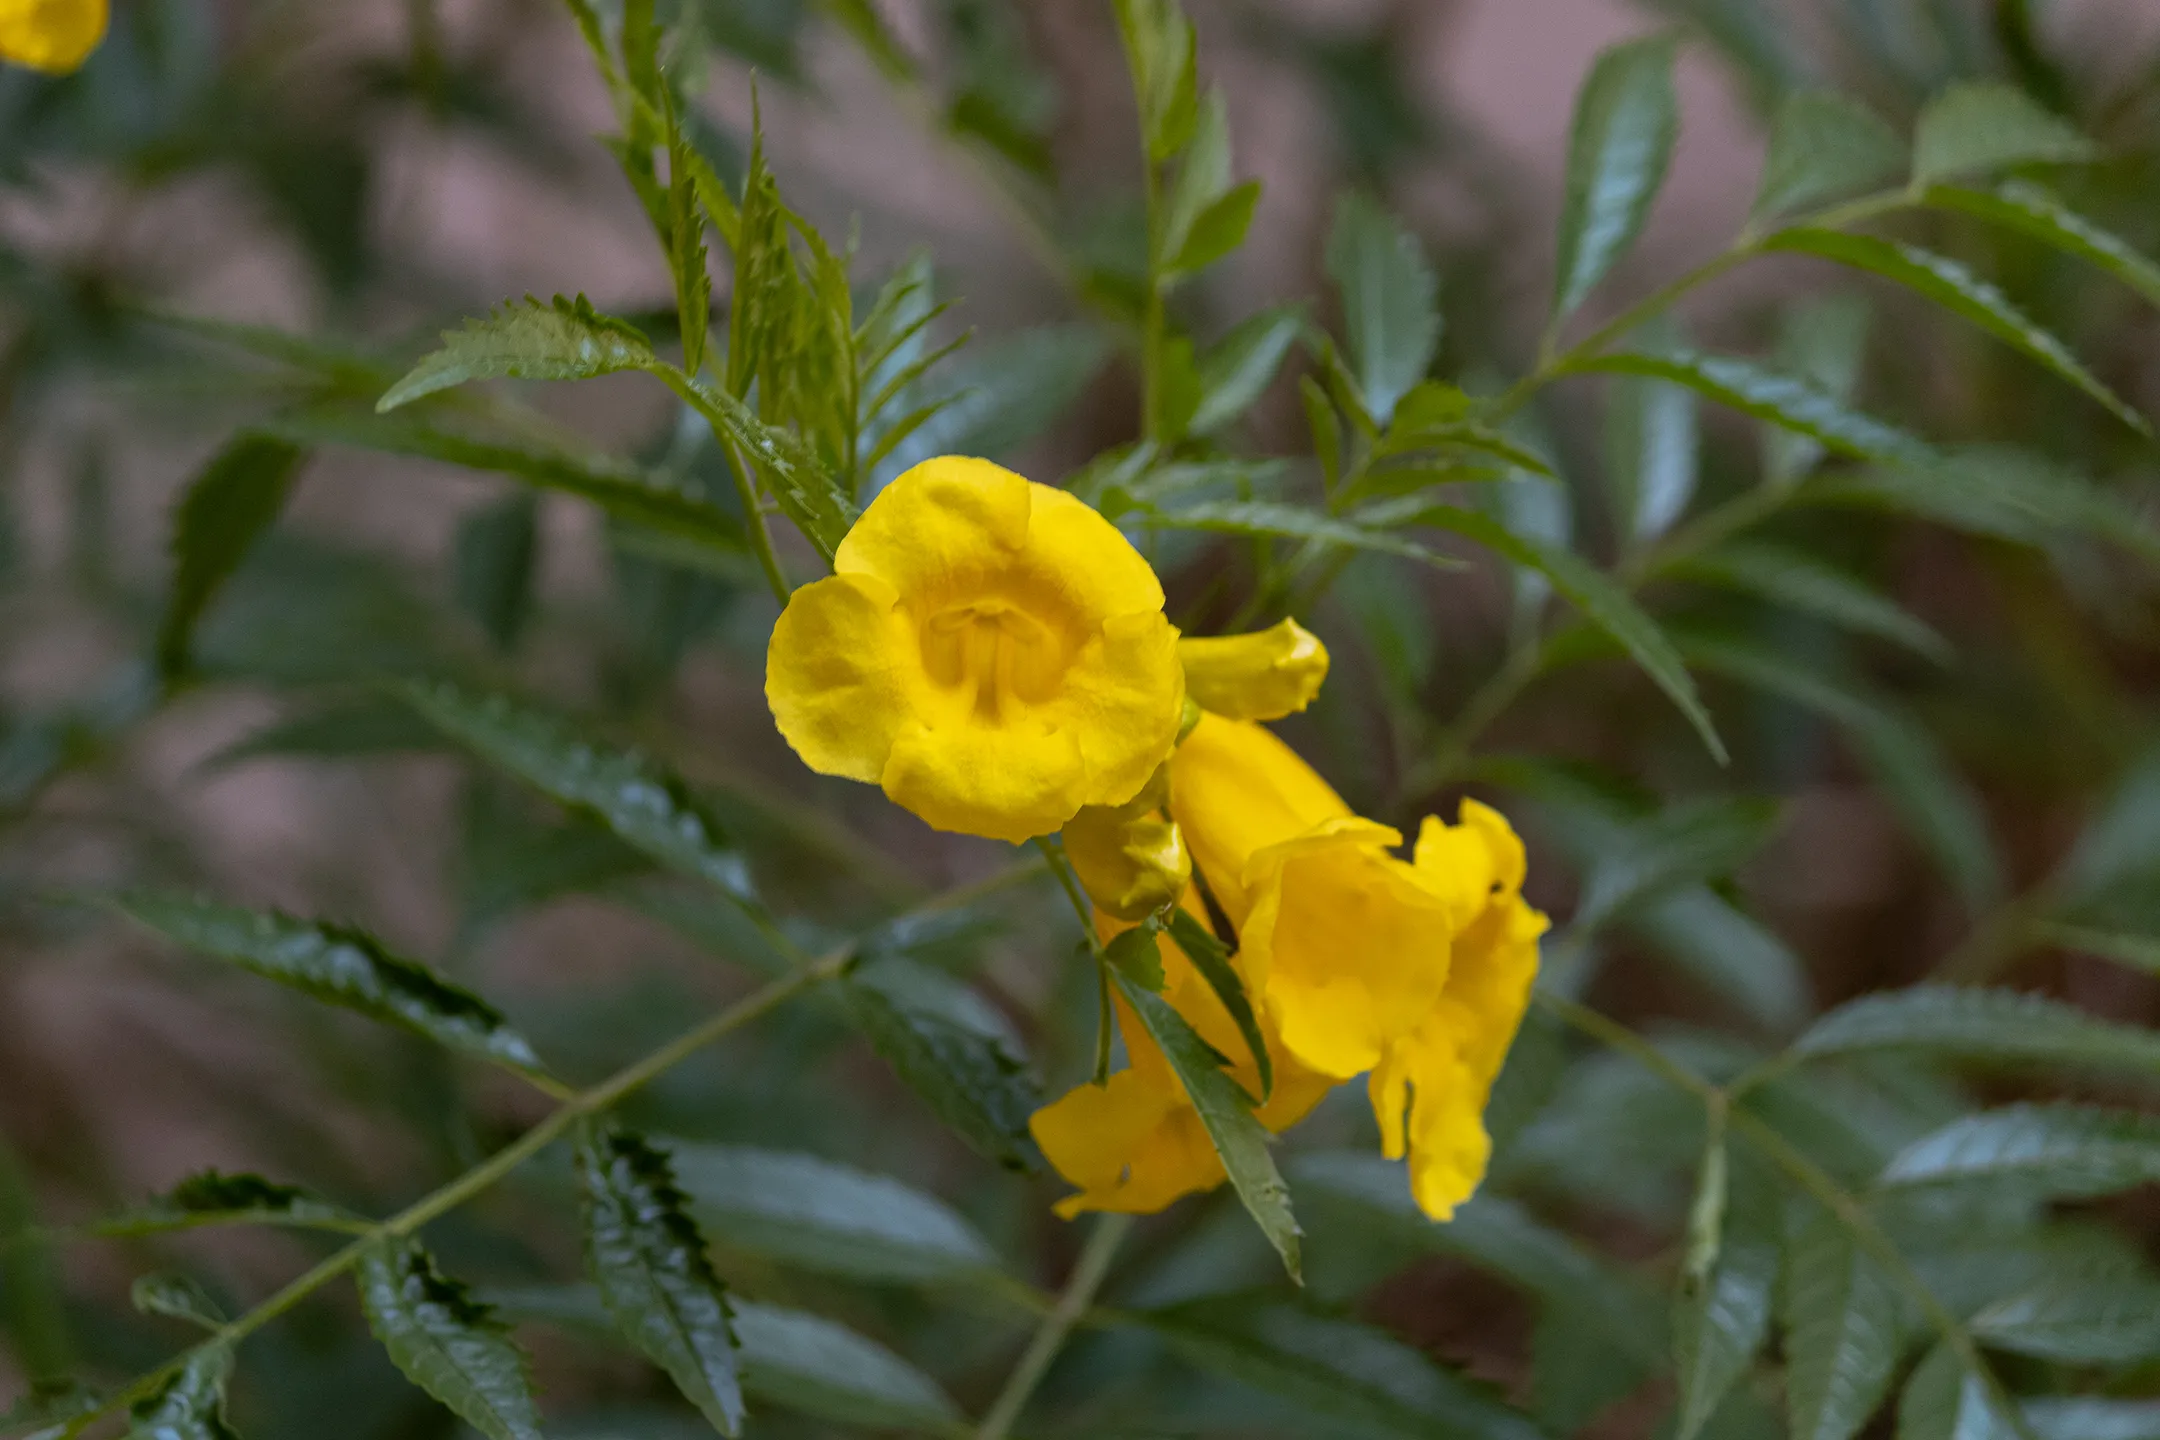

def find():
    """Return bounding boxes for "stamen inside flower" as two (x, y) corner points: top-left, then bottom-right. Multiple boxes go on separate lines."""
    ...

(919, 599), (1069, 722)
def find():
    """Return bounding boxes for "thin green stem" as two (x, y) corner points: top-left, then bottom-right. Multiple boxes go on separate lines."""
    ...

(651, 367), (793, 605)
(974, 1214), (1133, 1440)
(58, 949), (854, 1438)
(1035, 837), (1100, 953)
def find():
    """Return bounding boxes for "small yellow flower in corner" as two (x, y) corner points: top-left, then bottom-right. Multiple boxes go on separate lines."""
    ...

(766, 456), (1185, 843)
(0, 0), (107, 73)
(1178, 617), (1329, 721)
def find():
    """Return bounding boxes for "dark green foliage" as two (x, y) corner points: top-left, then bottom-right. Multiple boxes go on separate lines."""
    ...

(355, 1240), (541, 1440)
(157, 434), (310, 683)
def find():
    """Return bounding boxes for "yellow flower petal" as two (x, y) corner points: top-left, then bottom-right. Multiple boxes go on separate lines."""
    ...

(1178, 618), (1330, 721)
(1240, 819), (1458, 1078)
(1, 0), (105, 73)
(766, 456), (1185, 841)
(1168, 713), (1350, 926)
(1063, 763), (1190, 922)
(1029, 1067), (1224, 1218)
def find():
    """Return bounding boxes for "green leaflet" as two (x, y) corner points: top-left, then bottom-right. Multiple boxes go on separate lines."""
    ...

(1148, 1297), (1542, 1440)
(1922, 183), (2160, 309)
(1603, 342), (1699, 543)
(1115, 0), (1198, 162)
(1146, 498), (1454, 567)
(1973, 1272), (2160, 1364)
(356, 1239), (542, 1440)
(376, 294), (657, 411)
(676, 375), (855, 563)
(1881, 1104), (2160, 1199)
(730, 1300), (962, 1431)
(666, 1142), (998, 1282)
(453, 492), (538, 651)
(1418, 503), (1726, 763)
(1898, 1343), (2021, 1440)
(1571, 796), (1783, 934)
(156, 433), (310, 683)
(1159, 91), (1256, 278)
(1760, 229), (2149, 433)
(130, 1275), (225, 1331)
(1783, 1207), (1903, 1440)
(1674, 543), (1951, 663)
(573, 1122), (743, 1437)
(126, 1346), (238, 1440)
(101, 1171), (354, 1240)
(1166, 908), (1272, 1100)
(1674, 1148), (1780, 1440)
(1793, 985), (2160, 1076)
(1628, 888), (1812, 1033)
(841, 957), (1041, 1171)
(1751, 90), (1905, 220)
(1190, 305), (1304, 436)
(1116, 970), (1301, 1282)
(1563, 349), (1931, 463)
(1911, 82), (2097, 185)
(1325, 194), (1440, 428)
(395, 679), (756, 905)
(111, 895), (548, 1077)
(1553, 35), (1679, 321)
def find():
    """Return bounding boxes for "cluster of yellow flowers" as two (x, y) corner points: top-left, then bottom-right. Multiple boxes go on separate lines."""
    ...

(0, 0), (106, 73)
(767, 457), (1546, 1223)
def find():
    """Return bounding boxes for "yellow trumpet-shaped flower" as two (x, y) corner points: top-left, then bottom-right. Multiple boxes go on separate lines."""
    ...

(1029, 896), (1334, 1217)
(1060, 762), (1190, 921)
(1370, 802), (1549, 1219)
(1178, 618), (1330, 721)
(1172, 713), (1465, 1078)
(0, 0), (105, 72)
(766, 457), (1185, 843)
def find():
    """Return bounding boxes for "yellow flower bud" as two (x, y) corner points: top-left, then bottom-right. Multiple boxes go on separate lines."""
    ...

(765, 457), (1185, 843)
(1, 0), (107, 73)
(1176, 617), (1330, 721)
(1060, 763), (1190, 922)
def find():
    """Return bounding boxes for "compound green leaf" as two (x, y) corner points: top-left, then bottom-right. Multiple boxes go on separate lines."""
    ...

(1554, 35), (1679, 321)
(1762, 229), (2148, 433)
(112, 896), (546, 1076)
(396, 679), (755, 904)
(356, 1239), (541, 1440)
(377, 294), (656, 411)
(666, 1142), (997, 1282)
(573, 1123), (742, 1436)
(1117, 970), (1300, 1282)
(1912, 82), (2097, 185)
(1325, 194), (1439, 428)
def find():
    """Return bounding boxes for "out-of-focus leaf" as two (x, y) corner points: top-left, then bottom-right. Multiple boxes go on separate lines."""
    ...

(1794, 986), (2160, 1076)
(1809, 447), (2160, 566)
(1761, 229), (2148, 433)
(377, 294), (656, 411)
(127, 1345), (238, 1440)
(1170, 181), (1259, 278)
(666, 1143), (997, 1282)
(1149, 1297), (1542, 1440)
(1420, 504), (1726, 762)
(396, 680), (755, 904)
(113, 895), (548, 1077)
(1166, 909), (1272, 1099)
(1783, 1207), (1902, 1440)
(573, 1123), (742, 1436)
(1553, 35), (1679, 321)
(870, 324), (1112, 492)
(156, 434), (310, 682)
(1751, 90), (1905, 219)
(841, 957), (1040, 1171)
(1881, 1105), (2160, 1198)
(1604, 348), (1699, 543)
(1675, 543), (1950, 662)
(1566, 350), (1931, 463)
(1911, 81), (2097, 185)
(1325, 194), (1439, 427)
(1115, 0), (1198, 162)
(1629, 887), (1812, 1031)
(1190, 306), (1303, 436)
(1147, 498), (1452, 567)
(101, 1172), (354, 1239)
(1675, 1150), (1780, 1440)
(356, 1239), (541, 1440)
(1533, 1310), (1647, 1434)
(679, 377), (855, 563)
(1117, 970), (1301, 1282)
(732, 1300), (962, 1431)
(1573, 798), (1782, 933)
(2028, 923), (2160, 977)
(1898, 1343), (2018, 1440)
(1973, 1273), (2160, 1363)
(2054, 748), (2160, 904)
(1764, 294), (1872, 484)
(1922, 183), (2160, 308)
(270, 410), (745, 555)
(453, 492), (538, 651)
(0, 1141), (71, 1388)
(2026, 1400), (2160, 1440)
(131, 1274), (225, 1331)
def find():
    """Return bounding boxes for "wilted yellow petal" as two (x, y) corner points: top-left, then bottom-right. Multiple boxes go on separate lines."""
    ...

(1063, 763), (1189, 921)
(1, 0), (106, 73)
(766, 457), (1185, 841)
(1178, 618), (1330, 721)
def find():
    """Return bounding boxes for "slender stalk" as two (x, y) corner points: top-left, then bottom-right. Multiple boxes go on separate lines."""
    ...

(650, 367), (793, 605)
(974, 1214), (1133, 1440)
(58, 949), (856, 1438)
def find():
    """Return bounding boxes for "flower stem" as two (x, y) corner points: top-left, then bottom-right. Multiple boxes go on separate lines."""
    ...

(973, 1213), (1133, 1440)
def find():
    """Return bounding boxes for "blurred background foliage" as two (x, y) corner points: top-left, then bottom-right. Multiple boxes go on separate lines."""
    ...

(6, 1), (2160, 1438)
